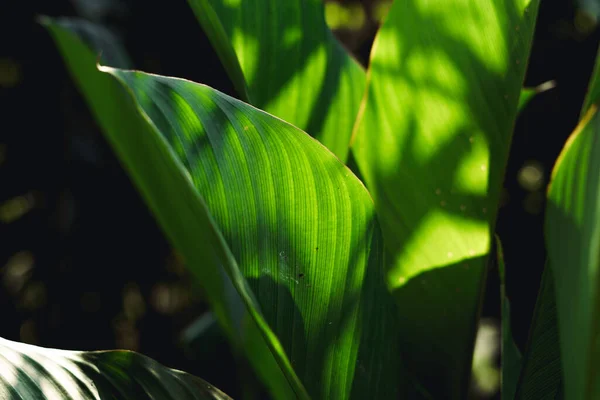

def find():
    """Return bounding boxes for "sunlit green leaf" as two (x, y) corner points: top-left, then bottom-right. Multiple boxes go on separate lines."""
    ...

(496, 237), (522, 400)
(44, 18), (405, 400)
(351, 0), (540, 397)
(42, 18), (306, 400)
(0, 337), (230, 399)
(514, 266), (562, 399)
(546, 102), (600, 399)
(186, 0), (365, 161)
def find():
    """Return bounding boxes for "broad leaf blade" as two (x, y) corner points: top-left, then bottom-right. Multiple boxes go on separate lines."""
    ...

(0, 337), (230, 399)
(187, 0), (365, 161)
(496, 237), (522, 400)
(104, 67), (403, 400)
(546, 104), (600, 399)
(45, 18), (405, 400)
(42, 18), (306, 400)
(514, 266), (562, 399)
(351, 0), (540, 397)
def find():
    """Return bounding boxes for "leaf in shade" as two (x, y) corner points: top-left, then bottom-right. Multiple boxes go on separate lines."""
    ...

(496, 236), (522, 400)
(0, 337), (230, 400)
(514, 266), (562, 399)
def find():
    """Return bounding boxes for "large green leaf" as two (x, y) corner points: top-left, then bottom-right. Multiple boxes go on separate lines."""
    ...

(0, 337), (230, 399)
(514, 266), (562, 399)
(44, 18), (404, 400)
(351, 0), (540, 397)
(545, 103), (600, 399)
(496, 237), (522, 400)
(186, 0), (365, 162)
(43, 18), (306, 400)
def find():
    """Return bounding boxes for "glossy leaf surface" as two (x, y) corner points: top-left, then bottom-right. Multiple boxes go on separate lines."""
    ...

(0, 337), (230, 400)
(45, 18), (403, 400)
(351, 0), (540, 396)
(187, 0), (365, 161)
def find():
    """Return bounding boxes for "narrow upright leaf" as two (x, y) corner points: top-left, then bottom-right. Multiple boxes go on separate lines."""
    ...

(0, 337), (230, 400)
(45, 18), (404, 400)
(514, 266), (562, 399)
(186, 0), (366, 161)
(351, 1), (540, 397)
(546, 103), (600, 399)
(496, 237), (522, 400)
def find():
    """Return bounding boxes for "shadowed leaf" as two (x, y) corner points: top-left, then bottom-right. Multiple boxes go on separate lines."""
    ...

(0, 337), (230, 400)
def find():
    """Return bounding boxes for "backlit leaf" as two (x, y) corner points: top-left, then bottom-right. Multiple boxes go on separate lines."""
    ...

(546, 103), (600, 400)
(351, 0), (540, 397)
(45, 18), (405, 400)
(186, 0), (365, 161)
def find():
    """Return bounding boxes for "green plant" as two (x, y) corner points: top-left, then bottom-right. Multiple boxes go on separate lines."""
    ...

(3, 0), (600, 399)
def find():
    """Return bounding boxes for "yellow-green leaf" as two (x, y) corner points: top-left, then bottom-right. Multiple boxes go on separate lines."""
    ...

(351, 0), (540, 397)
(186, 0), (365, 161)
(44, 17), (405, 400)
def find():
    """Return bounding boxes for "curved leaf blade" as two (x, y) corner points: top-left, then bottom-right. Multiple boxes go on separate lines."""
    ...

(351, 0), (540, 397)
(187, 0), (365, 161)
(104, 66), (404, 400)
(45, 18), (405, 400)
(42, 18), (306, 400)
(0, 337), (230, 400)
(546, 104), (600, 399)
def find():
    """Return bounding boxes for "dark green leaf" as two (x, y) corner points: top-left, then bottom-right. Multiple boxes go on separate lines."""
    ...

(514, 266), (562, 399)
(0, 337), (230, 399)
(496, 237), (522, 400)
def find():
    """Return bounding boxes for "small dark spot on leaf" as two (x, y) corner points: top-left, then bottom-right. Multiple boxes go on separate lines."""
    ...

(298, 273), (304, 278)
(315, 247), (319, 251)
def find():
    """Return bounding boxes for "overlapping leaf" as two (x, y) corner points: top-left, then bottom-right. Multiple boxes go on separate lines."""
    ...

(514, 266), (562, 399)
(496, 237), (522, 400)
(0, 337), (230, 399)
(546, 98), (600, 398)
(351, 0), (540, 397)
(43, 18), (306, 399)
(44, 18), (404, 400)
(186, 0), (365, 161)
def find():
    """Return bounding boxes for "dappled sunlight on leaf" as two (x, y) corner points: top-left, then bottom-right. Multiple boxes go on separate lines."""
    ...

(352, 0), (539, 396)
(188, 0), (366, 161)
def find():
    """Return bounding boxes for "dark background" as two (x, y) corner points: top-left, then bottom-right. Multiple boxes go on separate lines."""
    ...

(1, 0), (598, 398)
